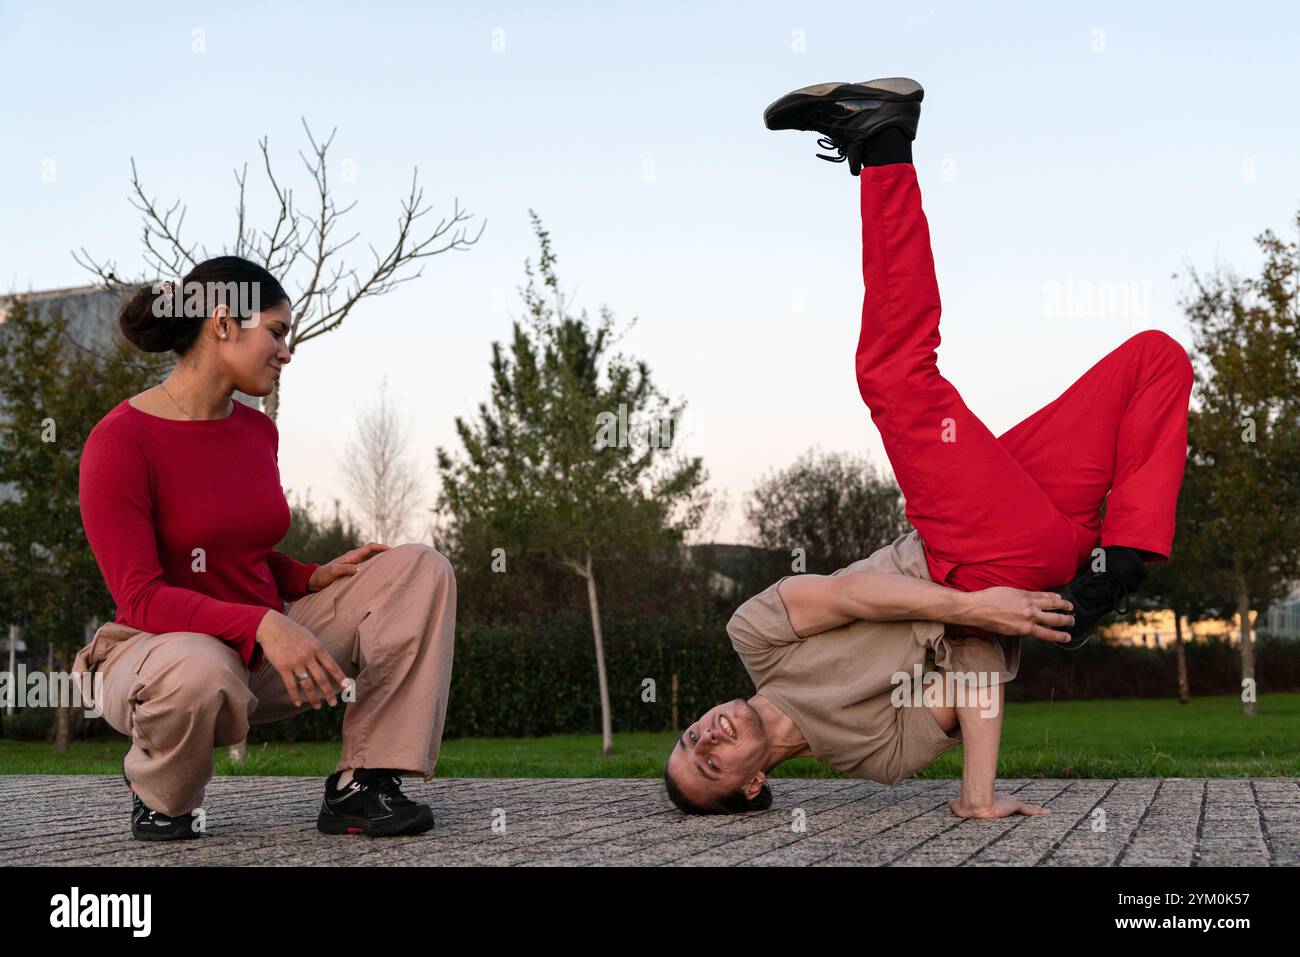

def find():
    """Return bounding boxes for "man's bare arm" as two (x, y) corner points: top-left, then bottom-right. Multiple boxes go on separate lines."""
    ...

(946, 679), (1050, 819)
(776, 572), (1075, 642)
(953, 679), (1002, 810)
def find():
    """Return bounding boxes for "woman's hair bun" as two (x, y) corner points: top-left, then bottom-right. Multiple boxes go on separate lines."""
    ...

(118, 282), (177, 353)
(116, 257), (290, 357)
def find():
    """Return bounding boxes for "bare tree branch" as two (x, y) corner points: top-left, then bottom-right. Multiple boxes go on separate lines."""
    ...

(125, 157), (200, 276)
(232, 161), (249, 257)
(255, 135), (300, 274)
(558, 555), (591, 579)
(74, 116), (485, 420)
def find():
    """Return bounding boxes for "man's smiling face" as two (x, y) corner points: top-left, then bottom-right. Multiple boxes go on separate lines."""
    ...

(664, 697), (770, 810)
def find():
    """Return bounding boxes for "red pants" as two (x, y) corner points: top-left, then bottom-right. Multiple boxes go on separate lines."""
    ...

(855, 163), (1194, 593)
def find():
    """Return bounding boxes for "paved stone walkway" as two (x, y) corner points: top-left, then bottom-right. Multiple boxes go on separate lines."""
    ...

(1, 776), (1294, 866)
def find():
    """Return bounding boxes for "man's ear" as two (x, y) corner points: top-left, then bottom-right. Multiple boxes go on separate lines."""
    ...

(743, 770), (767, 800)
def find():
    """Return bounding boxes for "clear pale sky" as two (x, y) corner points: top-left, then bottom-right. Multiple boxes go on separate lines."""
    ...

(3, 1), (1298, 543)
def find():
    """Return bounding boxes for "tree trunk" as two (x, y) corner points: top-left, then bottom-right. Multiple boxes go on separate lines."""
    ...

(6, 624), (17, 717)
(582, 552), (614, 755)
(1173, 607), (1190, 705)
(54, 647), (72, 753)
(262, 377), (281, 421)
(1234, 559), (1257, 716)
(670, 671), (680, 732)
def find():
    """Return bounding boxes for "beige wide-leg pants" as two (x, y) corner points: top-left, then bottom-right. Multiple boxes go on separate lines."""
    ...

(73, 543), (456, 818)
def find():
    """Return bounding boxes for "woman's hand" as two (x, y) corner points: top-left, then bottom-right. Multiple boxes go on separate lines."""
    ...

(255, 610), (348, 710)
(960, 587), (1075, 643)
(306, 542), (391, 593)
(948, 791), (1051, 819)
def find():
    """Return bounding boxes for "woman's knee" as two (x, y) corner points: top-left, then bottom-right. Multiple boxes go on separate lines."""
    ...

(389, 542), (456, 590)
(374, 546), (456, 657)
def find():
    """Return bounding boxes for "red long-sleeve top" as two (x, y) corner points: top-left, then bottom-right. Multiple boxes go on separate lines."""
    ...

(78, 397), (321, 673)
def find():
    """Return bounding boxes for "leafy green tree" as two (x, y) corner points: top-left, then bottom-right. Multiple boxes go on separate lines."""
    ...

(742, 447), (908, 587)
(435, 211), (711, 754)
(1176, 210), (1300, 716)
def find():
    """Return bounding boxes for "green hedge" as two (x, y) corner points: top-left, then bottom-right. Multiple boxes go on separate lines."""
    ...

(0, 706), (57, 741)
(248, 610), (752, 743)
(1011, 632), (1300, 701)
(246, 620), (1300, 742)
(6, 616), (1299, 742)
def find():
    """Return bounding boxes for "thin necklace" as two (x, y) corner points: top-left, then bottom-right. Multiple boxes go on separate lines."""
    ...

(159, 382), (231, 421)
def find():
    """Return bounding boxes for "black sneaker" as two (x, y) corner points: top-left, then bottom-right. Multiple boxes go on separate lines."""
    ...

(1052, 547), (1148, 650)
(763, 77), (924, 175)
(125, 764), (202, 841)
(317, 768), (435, 837)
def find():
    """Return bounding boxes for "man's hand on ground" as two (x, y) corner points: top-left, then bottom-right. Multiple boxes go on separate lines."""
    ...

(948, 791), (1051, 819)
(958, 587), (1075, 643)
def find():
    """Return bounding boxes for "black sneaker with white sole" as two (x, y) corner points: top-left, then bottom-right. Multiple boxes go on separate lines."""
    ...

(763, 77), (924, 175)
(125, 764), (202, 841)
(317, 768), (435, 837)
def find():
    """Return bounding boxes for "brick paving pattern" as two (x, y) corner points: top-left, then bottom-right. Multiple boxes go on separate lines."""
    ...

(1, 776), (1295, 866)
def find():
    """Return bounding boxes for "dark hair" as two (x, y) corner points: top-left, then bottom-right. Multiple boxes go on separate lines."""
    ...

(118, 255), (290, 357)
(662, 765), (774, 815)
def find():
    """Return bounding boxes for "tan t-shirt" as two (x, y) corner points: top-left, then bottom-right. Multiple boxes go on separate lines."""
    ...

(726, 529), (1020, 786)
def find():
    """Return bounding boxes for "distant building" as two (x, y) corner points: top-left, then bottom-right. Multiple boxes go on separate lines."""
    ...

(0, 283), (263, 405)
(1102, 609), (1241, 648)
(1261, 590), (1300, 639)
(1101, 590), (1300, 648)
(0, 284), (131, 354)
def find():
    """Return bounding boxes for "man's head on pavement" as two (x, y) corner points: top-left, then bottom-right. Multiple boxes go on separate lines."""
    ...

(663, 697), (774, 814)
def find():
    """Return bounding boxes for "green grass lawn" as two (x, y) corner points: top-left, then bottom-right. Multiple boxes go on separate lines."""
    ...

(2, 693), (1296, 778)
